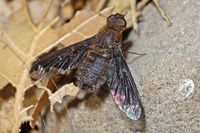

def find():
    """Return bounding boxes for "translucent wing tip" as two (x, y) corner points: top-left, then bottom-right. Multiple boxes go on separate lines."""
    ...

(29, 65), (44, 79)
(29, 64), (65, 79)
(111, 90), (142, 120)
(124, 104), (142, 120)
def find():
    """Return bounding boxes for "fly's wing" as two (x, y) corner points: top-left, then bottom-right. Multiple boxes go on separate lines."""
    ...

(107, 45), (142, 120)
(29, 35), (96, 79)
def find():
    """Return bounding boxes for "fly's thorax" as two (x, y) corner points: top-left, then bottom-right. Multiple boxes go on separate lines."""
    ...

(90, 43), (112, 59)
(90, 27), (122, 58)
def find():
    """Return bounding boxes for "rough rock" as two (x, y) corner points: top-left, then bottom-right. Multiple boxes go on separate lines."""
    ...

(43, 0), (200, 132)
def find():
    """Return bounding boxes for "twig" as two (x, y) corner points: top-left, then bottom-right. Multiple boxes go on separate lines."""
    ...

(4, 33), (27, 57)
(38, 16), (60, 38)
(37, 0), (53, 33)
(61, 0), (71, 7)
(136, 0), (149, 11)
(94, 0), (106, 13)
(23, 0), (36, 32)
(130, 0), (139, 34)
(152, 0), (172, 26)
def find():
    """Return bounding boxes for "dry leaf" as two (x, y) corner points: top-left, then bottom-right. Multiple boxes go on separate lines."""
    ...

(39, 83), (80, 112)
(0, 0), (22, 35)
(0, 98), (14, 133)
(0, 9), (59, 90)
(0, 97), (33, 132)
(59, 7), (114, 46)
(83, 0), (107, 12)
(27, 0), (61, 24)
(0, 0), (22, 18)
(61, 0), (86, 20)
(29, 76), (60, 128)
(0, 0), (61, 132)
(61, 3), (74, 20)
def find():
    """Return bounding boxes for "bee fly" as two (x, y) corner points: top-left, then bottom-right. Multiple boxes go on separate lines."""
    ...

(29, 13), (142, 120)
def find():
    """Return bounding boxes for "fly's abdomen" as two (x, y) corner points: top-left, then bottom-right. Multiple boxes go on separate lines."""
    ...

(75, 51), (110, 92)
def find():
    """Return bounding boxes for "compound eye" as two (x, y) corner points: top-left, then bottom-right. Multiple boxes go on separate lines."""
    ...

(107, 15), (115, 22)
(116, 18), (126, 27)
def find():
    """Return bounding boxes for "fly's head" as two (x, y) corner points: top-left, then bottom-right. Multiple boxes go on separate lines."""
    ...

(107, 13), (126, 32)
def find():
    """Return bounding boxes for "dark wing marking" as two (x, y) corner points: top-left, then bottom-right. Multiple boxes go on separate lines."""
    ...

(107, 45), (142, 120)
(29, 35), (96, 79)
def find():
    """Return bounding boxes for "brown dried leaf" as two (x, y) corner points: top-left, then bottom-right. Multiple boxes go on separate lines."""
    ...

(0, 9), (59, 90)
(0, 98), (14, 133)
(61, 0), (87, 20)
(0, 0), (22, 35)
(83, 0), (107, 12)
(38, 83), (80, 112)
(49, 83), (80, 112)
(19, 105), (34, 123)
(29, 76), (60, 128)
(27, 0), (61, 24)
(59, 6), (114, 46)
(0, 1), (61, 132)
(34, 6), (114, 59)
(0, 97), (33, 132)
(0, 0), (22, 18)
(61, 3), (74, 20)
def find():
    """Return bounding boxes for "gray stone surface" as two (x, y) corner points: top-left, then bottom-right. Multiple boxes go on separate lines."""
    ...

(42, 0), (200, 132)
